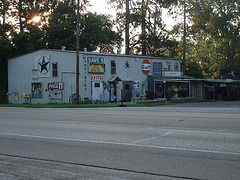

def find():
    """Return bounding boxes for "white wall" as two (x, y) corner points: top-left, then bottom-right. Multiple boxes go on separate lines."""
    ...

(8, 49), (181, 104)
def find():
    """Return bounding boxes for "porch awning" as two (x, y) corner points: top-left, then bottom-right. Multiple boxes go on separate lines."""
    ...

(108, 76), (122, 83)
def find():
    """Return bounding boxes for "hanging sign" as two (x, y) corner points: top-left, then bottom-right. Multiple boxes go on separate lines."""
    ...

(141, 59), (151, 75)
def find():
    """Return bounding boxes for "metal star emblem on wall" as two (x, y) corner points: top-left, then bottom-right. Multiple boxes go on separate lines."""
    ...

(125, 61), (130, 69)
(38, 56), (50, 74)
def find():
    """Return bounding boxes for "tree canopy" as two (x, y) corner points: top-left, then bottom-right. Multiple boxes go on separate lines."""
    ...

(108, 0), (178, 56)
(0, 0), (121, 102)
(169, 0), (239, 78)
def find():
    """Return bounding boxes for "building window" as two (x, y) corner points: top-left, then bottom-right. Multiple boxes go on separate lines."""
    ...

(32, 83), (42, 98)
(153, 62), (162, 74)
(111, 61), (116, 75)
(95, 83), (100, 88)
(168, 65), (171, 70)
(52, 63), (58, 77)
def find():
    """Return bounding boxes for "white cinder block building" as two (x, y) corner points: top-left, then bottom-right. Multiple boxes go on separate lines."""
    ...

(8, 49), (185, 104)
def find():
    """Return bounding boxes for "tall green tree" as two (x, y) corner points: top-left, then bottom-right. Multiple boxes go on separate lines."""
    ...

(188, 0), (240, 78)
(0, 0), (120, 101)
(44, 0), (77, 50)
(0, 0), (13, 37)
(0, 37), (12, 102)
(44, 1), (121, 52)
(0, 0), (14, 102)
(11, 0), (43, 32)
(4, 0), (59, 55)
(170, 0), (239, 78)
(108, 0), (178, 56)
(80, 13), (122, 52)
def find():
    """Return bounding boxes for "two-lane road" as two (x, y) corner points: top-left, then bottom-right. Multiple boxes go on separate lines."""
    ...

(0, 102), (240, 179)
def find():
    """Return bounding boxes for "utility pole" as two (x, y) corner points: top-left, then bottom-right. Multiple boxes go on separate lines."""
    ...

(183, 0), (186, 67)
(125, 0), (130, 54)
(19, 0), (24, 33)
(76, 0), (80, 104)
(141, 0), (146, 56)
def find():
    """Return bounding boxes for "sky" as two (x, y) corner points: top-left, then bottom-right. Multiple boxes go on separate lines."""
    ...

(87, 0), (175, 30)
(87, 0), (115, 16)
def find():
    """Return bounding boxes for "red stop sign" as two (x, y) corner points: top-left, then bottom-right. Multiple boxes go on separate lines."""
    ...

(141, 59), (151, 75)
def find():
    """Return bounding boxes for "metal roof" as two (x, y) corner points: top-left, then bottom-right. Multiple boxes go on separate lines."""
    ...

(9, 48), (181, 61)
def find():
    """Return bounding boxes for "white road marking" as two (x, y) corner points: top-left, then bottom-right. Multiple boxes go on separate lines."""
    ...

(132, 137), (158, 144)
(1, 132), (240, 156)
(162, 130), (172, 137)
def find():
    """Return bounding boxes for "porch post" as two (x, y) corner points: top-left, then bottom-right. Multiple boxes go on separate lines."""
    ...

(189, 82), (191, 98)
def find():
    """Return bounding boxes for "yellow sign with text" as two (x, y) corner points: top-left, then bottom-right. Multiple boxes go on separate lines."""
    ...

(89, 64), (105, 73)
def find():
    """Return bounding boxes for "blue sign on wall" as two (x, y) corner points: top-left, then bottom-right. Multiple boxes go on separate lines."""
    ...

(87, 57), (104, 64)
(208, 86), (214, 91)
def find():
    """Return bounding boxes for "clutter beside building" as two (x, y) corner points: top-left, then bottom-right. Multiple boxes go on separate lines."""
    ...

(7, 49), (240, 104)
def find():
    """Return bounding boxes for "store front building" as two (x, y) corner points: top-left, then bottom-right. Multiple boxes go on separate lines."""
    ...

(9, 49), (239, 104)
(8, 49), (182, 104)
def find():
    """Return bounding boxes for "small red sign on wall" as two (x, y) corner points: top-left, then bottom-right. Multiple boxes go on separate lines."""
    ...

(91, 75), (104, 81)
(141, 59), (151, 75)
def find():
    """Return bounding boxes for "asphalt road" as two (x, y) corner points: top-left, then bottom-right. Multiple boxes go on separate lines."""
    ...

(0, 101), (240, 179)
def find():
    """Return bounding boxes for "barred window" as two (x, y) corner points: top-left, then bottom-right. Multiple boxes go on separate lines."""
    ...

(52, 63), (58, 77)
(111, 61), (116, 75)
(153, 62), (162, 74)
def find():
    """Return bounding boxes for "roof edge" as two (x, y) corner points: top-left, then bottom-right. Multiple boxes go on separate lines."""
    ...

(8, 48), (181, 61)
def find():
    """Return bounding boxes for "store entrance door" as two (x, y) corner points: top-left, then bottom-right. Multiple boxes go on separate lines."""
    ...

(155, 83), (164, 99)
(92, 82), (103, 102)
(123, 81), (132, 102)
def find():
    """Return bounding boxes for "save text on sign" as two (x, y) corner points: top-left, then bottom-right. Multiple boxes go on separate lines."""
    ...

(87, 57), (104, 64)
